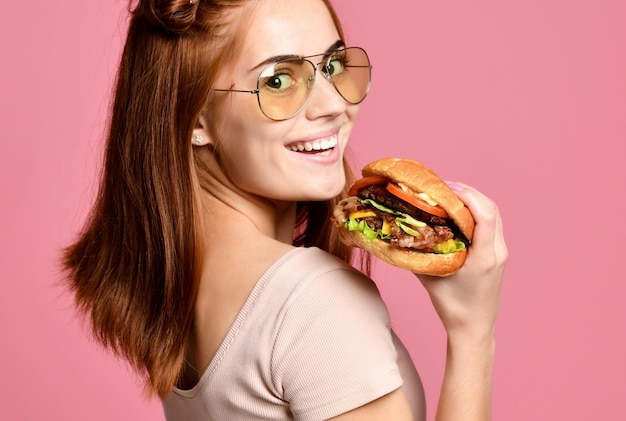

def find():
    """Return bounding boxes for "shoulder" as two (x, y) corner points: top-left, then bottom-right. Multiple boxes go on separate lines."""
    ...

(276, 247), (386, 322)
(269, 247), (394, 363)
(279, 246), (378, 293)
(269, 248), (402, 419)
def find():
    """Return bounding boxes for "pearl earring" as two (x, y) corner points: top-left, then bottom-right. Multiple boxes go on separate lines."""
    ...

(194, 135), (204, 144)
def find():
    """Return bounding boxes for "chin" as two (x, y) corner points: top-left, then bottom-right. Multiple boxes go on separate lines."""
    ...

(307, 177), (346, 201)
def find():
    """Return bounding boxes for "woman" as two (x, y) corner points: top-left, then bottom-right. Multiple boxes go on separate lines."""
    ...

(63, 0), (507, 419)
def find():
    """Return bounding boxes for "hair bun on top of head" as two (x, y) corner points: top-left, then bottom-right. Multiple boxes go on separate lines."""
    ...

(136, 0), (200, 35)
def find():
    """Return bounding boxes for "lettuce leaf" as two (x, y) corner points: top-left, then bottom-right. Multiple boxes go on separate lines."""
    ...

(344, 198), (465, 254)
(433, 239), (467, 254)
(395, 214), (426, 237)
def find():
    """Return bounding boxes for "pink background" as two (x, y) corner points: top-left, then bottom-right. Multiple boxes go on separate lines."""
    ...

(1, 0), (624, 419)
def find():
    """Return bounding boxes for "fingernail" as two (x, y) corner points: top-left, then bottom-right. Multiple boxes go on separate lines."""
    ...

(444, 180), (464, 191)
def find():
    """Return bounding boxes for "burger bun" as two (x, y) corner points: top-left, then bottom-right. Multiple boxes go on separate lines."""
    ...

(340, 158), (475, 276)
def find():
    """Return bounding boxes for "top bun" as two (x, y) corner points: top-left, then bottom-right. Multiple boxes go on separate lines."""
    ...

(361, 158), (475, 242)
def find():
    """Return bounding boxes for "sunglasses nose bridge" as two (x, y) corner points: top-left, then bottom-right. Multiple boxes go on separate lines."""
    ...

(312, 60), (332, 82)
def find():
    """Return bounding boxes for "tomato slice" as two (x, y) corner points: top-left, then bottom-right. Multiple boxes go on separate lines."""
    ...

(348, 175), (390, 197)
(386, 183), (449, 218)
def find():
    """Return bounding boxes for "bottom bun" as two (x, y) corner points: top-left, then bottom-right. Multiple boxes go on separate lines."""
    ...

(339, 228), (467, 277)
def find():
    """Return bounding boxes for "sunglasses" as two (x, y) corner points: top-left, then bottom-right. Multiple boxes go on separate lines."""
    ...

(214, 47), (372, 121)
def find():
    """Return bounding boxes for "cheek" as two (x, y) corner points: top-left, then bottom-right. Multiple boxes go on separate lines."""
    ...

(215, 91), (266, 129)
(213, 98), (267, 154)
(214, 120), (290, 189)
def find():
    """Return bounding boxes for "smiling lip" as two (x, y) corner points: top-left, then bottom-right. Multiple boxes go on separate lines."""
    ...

(285, 128), (340, 153)
(285, 136), (338, 152)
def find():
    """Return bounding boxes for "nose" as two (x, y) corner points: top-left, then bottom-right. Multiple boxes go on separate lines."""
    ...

(304, 65), (347, 119)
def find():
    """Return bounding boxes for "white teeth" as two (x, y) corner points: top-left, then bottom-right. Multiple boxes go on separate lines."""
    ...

(288, 136), (337, 152)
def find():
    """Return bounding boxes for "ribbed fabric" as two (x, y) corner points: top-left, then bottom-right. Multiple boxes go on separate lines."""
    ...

(162, 247), (405, 420)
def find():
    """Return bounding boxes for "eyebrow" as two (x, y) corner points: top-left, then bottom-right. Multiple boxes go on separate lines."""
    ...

(251, 40), (346, 71)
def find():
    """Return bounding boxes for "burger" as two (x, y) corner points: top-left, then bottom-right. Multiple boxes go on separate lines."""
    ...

(333, 158), (475, 276)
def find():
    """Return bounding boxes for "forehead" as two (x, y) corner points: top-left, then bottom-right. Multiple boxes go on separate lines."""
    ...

(241, 0), (341, 64)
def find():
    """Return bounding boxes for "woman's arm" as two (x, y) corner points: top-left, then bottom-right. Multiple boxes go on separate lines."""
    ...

(418, 182), (507, 420)
(330, 183), (506, 421)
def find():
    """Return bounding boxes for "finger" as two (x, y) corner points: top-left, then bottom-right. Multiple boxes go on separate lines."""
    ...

(456, 182), (507, 260)
(452, 182), (508, 273)
(446, 183), (498, 255)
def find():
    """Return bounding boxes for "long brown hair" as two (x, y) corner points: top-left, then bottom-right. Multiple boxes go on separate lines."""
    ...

(63, 0), (364, 398)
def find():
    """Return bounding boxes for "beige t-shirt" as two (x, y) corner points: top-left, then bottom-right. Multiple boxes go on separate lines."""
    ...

(162, 247), (404, 420)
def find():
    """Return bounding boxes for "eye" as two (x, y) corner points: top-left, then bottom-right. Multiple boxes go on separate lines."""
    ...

(328, 56), (348, 77)
(264, 73), (293, 91)
(260, 61), (304, 93)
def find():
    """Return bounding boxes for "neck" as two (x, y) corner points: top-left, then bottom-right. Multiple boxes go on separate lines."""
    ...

(199, 183), (298, 246)
(195, 149), (298, 244)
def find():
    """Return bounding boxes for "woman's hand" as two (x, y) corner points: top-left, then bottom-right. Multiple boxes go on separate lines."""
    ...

(416, 181), (507, 421)
(417, 181), (507, 341)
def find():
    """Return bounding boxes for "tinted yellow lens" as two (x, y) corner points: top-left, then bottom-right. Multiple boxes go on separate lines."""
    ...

(257, 60), (315, 120)
(329, 47), (371, 104)
(256, 47), (371, 121)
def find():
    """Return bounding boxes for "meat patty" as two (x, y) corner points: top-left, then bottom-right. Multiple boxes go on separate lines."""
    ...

(358, 184), (449, 225)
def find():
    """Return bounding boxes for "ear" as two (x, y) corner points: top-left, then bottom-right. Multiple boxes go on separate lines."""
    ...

(191, 115), (213, 147)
